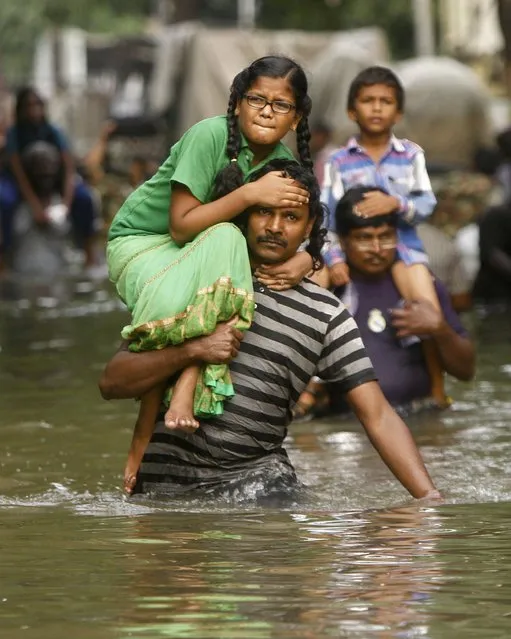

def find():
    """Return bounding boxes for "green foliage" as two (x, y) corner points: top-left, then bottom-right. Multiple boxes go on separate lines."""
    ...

(0, 2), (45, 84)
(0, 0), (150, 85)
(0, 0), (436, 87)
(257, 0), (417, 59)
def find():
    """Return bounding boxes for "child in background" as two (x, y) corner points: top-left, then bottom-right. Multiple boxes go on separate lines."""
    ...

(106, 56), (318, 493)
(321, 66), (446, 406)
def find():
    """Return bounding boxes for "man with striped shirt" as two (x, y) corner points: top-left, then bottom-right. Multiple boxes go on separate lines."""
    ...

(99, 161), (440, 502)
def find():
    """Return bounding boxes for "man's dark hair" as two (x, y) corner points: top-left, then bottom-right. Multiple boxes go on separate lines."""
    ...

(21, 142), (62, 195)
(215, 158), (327, 272)
(347, 66), (405, 112)
(335, 186), (398, 237)
(21, 141), (60, 176)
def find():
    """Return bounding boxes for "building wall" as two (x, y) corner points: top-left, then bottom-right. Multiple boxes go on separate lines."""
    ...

(441, 0), (503, 56)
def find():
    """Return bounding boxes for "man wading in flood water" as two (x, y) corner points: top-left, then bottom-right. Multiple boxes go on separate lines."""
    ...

(100, 160), (441, 503)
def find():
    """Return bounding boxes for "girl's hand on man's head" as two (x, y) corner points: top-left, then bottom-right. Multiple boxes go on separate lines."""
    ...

(251, 171), (310, 209)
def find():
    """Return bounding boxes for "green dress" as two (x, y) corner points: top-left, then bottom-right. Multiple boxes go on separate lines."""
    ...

(107, 116), (296, 417)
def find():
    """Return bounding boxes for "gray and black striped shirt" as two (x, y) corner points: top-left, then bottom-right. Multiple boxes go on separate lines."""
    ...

(136, 278), (376, 493)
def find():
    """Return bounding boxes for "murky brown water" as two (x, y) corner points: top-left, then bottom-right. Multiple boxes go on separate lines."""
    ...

(1, 278), (511, 638)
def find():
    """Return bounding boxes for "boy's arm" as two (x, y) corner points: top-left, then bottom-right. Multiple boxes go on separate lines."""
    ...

(395, 150), (437, 225)
(320, 155), (345, 232)
(320, 157), (346, 266)
(321, 230), (345, 267)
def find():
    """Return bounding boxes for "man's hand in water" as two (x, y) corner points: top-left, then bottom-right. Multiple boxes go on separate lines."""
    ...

(191, 319), (244, 364)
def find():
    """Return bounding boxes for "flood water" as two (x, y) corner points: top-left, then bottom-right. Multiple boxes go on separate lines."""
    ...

(1, 277), (511, 639)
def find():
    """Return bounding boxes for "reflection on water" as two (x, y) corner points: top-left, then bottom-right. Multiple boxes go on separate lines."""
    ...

(1, 280), (511, 638)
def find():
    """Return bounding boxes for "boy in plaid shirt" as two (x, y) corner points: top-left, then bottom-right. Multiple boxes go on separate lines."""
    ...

(320, 66), (447, 407)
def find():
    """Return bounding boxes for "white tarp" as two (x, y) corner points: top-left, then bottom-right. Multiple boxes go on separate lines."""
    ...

(394, 56), (493, 167)
(148, 26), (492, 167)
(39, 24), (494, 168)
(148, 23), (389, 142)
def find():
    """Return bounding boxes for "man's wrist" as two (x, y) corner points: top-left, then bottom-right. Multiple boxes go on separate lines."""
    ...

(391, 196), (402, 212)
(430, 318), (451, 340)
(300, 250), (314, 274)
(164, 340), (199, 369)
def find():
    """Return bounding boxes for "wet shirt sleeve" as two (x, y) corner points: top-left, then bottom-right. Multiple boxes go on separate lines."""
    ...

(170, 119), (226, 203)
(316, 303), (377, 392)
(435, 279), (468, 337)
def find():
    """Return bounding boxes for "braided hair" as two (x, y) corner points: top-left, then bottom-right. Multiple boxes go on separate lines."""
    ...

(234, 158), (327, 272)
(213, 56), (313, 195)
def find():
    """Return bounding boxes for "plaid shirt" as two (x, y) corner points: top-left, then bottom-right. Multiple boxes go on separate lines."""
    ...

(321, 135), (437, 266)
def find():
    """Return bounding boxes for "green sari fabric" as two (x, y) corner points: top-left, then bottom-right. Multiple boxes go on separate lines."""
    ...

(107, 223), (255, 417)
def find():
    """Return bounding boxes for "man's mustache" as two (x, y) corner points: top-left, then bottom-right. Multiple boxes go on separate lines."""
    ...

(364, 255), (386, 264)
(257, 235), (287, 248)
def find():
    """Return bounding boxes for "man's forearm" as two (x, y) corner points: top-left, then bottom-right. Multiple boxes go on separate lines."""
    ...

(99, 341), (198, 400)
(348, 382), (438, 498)
(99, 321), (243, 400)
(433, 324), (475, 381)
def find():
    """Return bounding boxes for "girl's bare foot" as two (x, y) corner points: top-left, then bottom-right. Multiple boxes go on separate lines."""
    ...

(124, 467), (138, 495)
(123, 435), (149, 495)
(165, 364), (201, 431)
(164, 399), (200, 431)
(124, 455), (140, 495)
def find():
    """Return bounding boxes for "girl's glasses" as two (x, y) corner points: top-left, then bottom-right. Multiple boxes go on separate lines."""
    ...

(244, 94), (296, 115)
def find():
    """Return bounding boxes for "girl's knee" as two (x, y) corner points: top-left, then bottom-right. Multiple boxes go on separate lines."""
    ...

(207, 222), (245, 244)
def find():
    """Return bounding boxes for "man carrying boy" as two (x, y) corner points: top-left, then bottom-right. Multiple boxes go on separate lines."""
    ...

(321, 65), (445, 405)
(293, 187), (475, 420)
(329, 187), (474, 412)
